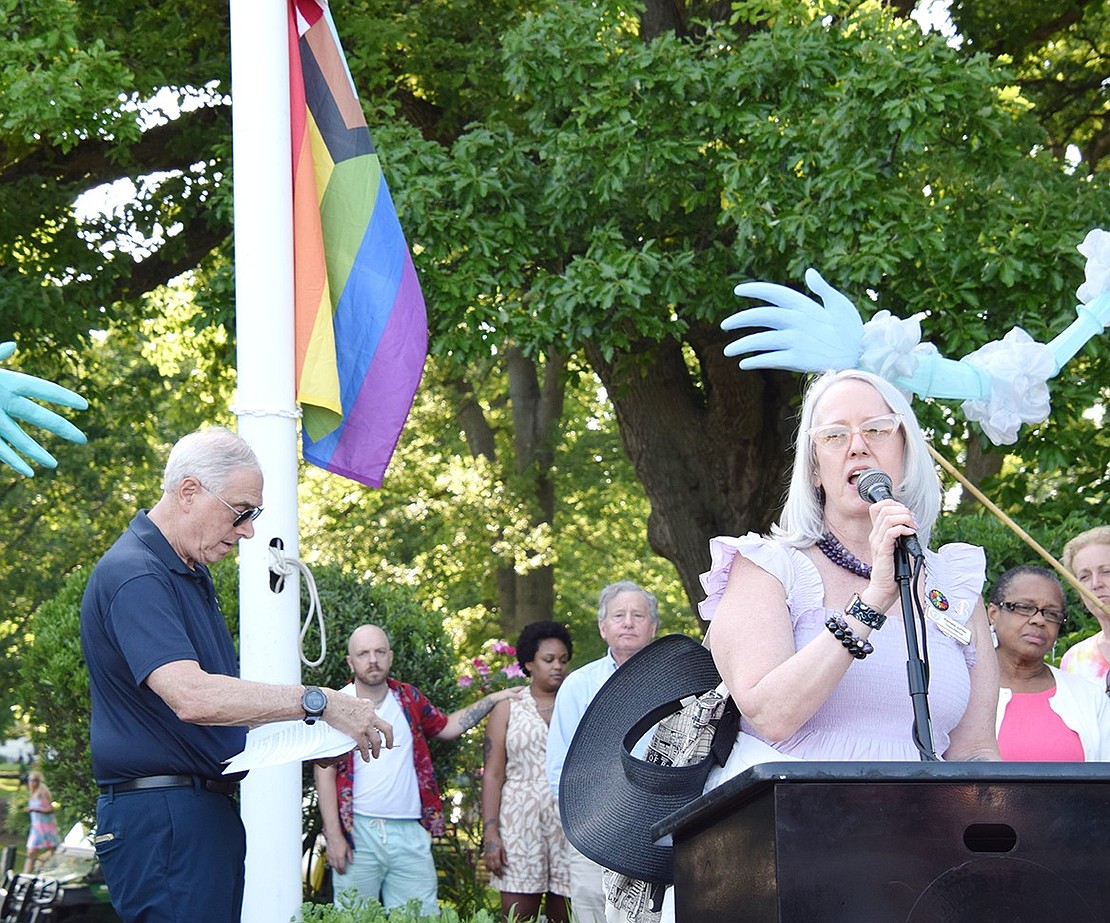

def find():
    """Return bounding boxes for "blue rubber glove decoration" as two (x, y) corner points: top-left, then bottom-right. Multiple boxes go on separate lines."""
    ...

(0, 342), (88, 477)
(723, 268), (865, 373)
(723, 228), (1110, 445)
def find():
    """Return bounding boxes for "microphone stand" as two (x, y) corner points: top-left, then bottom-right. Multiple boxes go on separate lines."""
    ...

(895, 542), (938, 761)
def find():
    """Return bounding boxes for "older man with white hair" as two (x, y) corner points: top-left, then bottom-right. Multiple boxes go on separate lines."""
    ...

(546, 580), (660, 923)
(80, 427), (393, 923)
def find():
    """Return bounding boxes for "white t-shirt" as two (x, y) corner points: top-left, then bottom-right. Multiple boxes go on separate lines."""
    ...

(344, 684), (420, 819)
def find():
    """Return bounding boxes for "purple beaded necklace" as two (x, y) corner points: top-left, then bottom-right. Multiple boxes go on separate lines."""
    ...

(816, 532), (872, 579)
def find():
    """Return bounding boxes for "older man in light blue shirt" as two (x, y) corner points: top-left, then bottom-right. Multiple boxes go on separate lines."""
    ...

(546, 581), (659, 923)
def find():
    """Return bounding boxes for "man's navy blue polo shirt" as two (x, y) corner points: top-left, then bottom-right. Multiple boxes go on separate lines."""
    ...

(80, 511), (247, 783)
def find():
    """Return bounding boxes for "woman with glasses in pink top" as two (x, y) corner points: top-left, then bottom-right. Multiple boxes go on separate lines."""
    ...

(989, 565), (1110, 761)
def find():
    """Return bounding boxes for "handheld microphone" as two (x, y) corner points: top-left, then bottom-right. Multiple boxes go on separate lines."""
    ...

(856, 468), (924, 560)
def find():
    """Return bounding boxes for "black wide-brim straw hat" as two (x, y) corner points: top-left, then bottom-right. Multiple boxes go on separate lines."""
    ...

(559, 633), (737, 885)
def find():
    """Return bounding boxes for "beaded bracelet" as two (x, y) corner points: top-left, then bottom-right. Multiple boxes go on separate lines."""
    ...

(825, 615), (874, 660)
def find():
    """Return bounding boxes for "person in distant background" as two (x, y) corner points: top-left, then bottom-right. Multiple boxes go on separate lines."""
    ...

(1059, 526), (1110, 685)
(482, 621), (574, 923)
(315, 624), (520, 916)
(546, 581), (660, 923)
(23, 770), (60, 874)
(990, 565), (1110, 761)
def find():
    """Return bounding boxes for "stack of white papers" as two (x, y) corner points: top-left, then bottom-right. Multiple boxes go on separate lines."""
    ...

(222, 720), (356, 774)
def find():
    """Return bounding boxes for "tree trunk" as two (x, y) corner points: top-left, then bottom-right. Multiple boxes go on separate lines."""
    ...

(449, 350), (566, 637)
(586, 321), (799, 621)
(955, 438), (1006, 513)
(496, 562), (555, 640)
(498, 346), (565, 638)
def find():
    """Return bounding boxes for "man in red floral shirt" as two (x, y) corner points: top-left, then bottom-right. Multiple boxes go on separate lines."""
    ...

(315, 624), (520, 914)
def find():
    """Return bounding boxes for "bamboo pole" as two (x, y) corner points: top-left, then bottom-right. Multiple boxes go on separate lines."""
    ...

(928, 443), (1110, 621)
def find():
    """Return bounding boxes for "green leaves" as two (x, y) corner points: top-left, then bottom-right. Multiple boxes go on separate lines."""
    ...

(0, 3), (136, 149)
(300, 896), (500, 922)
(947, 0), (1108, 170)
(4, 0), (1110, 701)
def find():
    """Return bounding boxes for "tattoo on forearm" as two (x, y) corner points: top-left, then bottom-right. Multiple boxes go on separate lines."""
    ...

(459, 697), (497, 731)
(483, 735), (493, 759)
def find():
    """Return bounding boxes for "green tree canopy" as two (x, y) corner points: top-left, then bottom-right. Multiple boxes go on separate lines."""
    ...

(3, 0), (1107, 634)
(372, 0), (1109, 605)
(947, 0), (1108, 169)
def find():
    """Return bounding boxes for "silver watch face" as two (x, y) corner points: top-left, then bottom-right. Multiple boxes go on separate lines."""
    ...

(303, 688), (327, 715)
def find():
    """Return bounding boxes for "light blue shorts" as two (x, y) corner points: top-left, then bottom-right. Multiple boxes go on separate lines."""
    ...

(334, 815), (438, 916)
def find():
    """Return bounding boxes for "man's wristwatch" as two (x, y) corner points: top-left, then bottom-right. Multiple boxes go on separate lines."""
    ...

(302, 686), (327, 725)
(845, 594), (887, 631)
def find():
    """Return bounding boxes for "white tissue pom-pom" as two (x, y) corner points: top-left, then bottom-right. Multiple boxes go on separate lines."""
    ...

(859, 310), (922, 381)
(1077, 228), (1110, 305)
(960, 328), (1055, 445)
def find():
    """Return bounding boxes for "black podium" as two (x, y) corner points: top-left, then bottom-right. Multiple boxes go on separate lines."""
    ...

(654, 761), (1110, 922)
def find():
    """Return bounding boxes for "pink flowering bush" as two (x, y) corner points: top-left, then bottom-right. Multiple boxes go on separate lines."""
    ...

(458, 639), (526, 694)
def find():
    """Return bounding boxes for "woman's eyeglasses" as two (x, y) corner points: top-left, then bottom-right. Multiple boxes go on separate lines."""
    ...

(998, 600), (1067, 625)
(808, 413), (903, 450)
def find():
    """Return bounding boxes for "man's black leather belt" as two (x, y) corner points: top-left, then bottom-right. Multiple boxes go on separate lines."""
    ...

(99, 774), (238, 796)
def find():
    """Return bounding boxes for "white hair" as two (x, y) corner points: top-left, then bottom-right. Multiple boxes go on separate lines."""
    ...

(596, 581), (659, 625)
(161, 427), (261, 494)
(774, 370), (941, 548)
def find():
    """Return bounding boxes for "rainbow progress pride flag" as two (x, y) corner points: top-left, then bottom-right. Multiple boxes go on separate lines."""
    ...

(289, 0), (427, 487)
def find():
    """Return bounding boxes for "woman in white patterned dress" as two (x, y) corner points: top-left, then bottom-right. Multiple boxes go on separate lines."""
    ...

(482, 621), (574, 923)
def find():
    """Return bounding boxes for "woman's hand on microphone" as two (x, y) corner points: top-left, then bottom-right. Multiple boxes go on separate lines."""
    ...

(864, 497), (918, 612)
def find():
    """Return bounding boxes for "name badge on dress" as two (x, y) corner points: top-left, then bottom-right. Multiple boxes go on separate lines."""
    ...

(925, 611), (972, 645)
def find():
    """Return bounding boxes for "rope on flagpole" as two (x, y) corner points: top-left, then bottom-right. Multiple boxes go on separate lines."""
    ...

(268, 544), (328, 667)
(928, 442), (1110, 619)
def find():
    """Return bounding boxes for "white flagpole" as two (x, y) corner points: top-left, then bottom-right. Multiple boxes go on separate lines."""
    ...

(229, 1), (304, 921)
